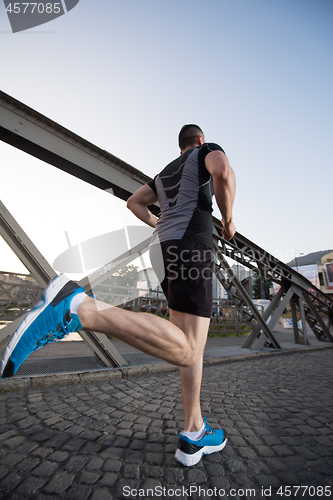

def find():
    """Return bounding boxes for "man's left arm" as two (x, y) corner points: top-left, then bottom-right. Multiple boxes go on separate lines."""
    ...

(126, 185), (159, 228)
(205, 150), (236, 240)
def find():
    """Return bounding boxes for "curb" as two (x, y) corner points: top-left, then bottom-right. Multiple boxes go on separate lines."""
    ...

(1, 343), (333, 393)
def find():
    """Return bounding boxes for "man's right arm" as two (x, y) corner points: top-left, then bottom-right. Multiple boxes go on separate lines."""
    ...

(205, 150), (236, 241)
(126, 184), (158, 228)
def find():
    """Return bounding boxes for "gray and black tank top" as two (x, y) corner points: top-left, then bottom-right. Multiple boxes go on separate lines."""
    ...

(148, 142), (225, 248)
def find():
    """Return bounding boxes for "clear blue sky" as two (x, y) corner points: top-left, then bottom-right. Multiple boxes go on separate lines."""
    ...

(0, 0), (332, 277)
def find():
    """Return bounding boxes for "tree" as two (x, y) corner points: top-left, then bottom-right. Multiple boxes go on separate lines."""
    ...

(110, 265), (139, 287)
(251, 273), (273, 299)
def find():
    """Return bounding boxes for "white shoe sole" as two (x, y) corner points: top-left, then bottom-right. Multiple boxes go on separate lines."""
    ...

(1, 274), (69, 376)
(174, 437), (228, 467)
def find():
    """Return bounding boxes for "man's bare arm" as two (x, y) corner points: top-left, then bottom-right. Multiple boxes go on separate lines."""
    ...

(205, 150), (236, 240)
(126, 184), (159, 228)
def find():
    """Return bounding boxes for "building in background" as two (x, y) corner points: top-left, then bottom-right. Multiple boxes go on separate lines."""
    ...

(318, 251), (333, 298)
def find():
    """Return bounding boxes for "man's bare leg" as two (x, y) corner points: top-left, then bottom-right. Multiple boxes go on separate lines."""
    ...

(78, 299), (210, 431)
(169, 309), (210, 432)
(78, 297), (202, 368)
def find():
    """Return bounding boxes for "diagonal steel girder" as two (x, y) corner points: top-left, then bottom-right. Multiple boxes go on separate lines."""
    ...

(0, 199), (131, 367)
(213, 237), (281, 349)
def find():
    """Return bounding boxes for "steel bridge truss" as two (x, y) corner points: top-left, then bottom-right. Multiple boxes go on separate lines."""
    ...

(213, 224), (333, 349)
(0, 90), (332, 371)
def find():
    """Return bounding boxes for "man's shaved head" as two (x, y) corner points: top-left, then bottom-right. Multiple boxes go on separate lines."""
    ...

(178, 124), (205, 152)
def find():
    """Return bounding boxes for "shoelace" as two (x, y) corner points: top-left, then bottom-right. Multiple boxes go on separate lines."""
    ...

(36, 319), (70, 348)
(203, 417), (215, 435)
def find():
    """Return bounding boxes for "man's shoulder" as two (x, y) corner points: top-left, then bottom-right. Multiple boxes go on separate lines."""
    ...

(157, 152), (190, 178)
(199, 142), (225, 155)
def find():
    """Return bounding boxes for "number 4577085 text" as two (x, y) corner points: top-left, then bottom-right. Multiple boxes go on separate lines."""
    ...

(6, 3), (62, 14)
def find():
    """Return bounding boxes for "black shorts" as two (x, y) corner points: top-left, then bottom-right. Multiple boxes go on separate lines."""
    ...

(149, 239), (213, 318)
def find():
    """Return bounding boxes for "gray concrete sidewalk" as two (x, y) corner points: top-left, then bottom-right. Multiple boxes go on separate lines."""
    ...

(2, 324), (330, 387)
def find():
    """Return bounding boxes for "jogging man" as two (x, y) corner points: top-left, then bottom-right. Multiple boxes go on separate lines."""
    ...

(1, 124), (236, 467)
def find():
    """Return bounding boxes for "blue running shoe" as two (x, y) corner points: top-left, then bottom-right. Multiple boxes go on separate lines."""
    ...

(1, 274), (84, 378)
(175, 417), (227, 467)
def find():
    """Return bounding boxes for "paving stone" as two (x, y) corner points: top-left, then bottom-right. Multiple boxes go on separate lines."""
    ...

(272, 444), (295, 456)
(257, 473), (282, 488)
(86, 456), (104, 471)
(16, 475), (46, 494)
(229, 435), (247, 447)
(123, 463), (141, 479)
(187, 468), (207, 483)
(15, 456), (40, 472)
(64, 454), (89, 473)
(97, 472), (118, 487)
(141, 463), (164, 478)
(62, 437), (85, 452)
(100, 446), (124, 460)
(32, 446), (53, 458)
(0, 428), (16, 440)
(254, 445), (276, 457)
(204, 462), (225, 476)
(103, 459), (122, 472)
(0, 453), (25, 466)
(145, 452), (164, 465)
(31, 460), (58, 477)
(43, 416), (63, 426)
(3, 435), (25, 448)
(1, 348), (333, 499)
(79, 470), (101, 484)
(0, 465), (9, 479)
(43, 470), (74, 494)
(44, 432), (69, 448)
(64, 484), (92, 500)
(262, 435), (282, 446)
(0, 471), (21, 492)
(237, 446), (258, 459)
(80, 441), (103, 454)
(209, 475), (230, 490)
(91, 488), (114, 500)
(292, 445), (319, 460)
(115, 478), (139, 498)
(164, 467), (185, 485)
(140, 477), (163, 493)
(47, 450), (69, 462)
(224, 457), (247, 473)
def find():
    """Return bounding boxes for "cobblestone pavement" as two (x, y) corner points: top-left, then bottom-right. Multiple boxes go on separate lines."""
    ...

(0, 349), (333, 500)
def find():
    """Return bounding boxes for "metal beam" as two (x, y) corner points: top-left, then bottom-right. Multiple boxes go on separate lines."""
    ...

(245, 283), (294, 350)
(298, 294), (308, 345)
(290, 295), (301, 344)
(0, 200), (56, 287)
(213, 239), (281, 349)
(0, 91), (158, 214)
(0, 200), (127, 368)
(328, 315), (333, 332)
(80, 237), (152, 292)
(302, 292), (333, 342)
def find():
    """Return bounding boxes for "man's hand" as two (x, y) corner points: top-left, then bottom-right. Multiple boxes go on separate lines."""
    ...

(222, 219), (236, 241)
